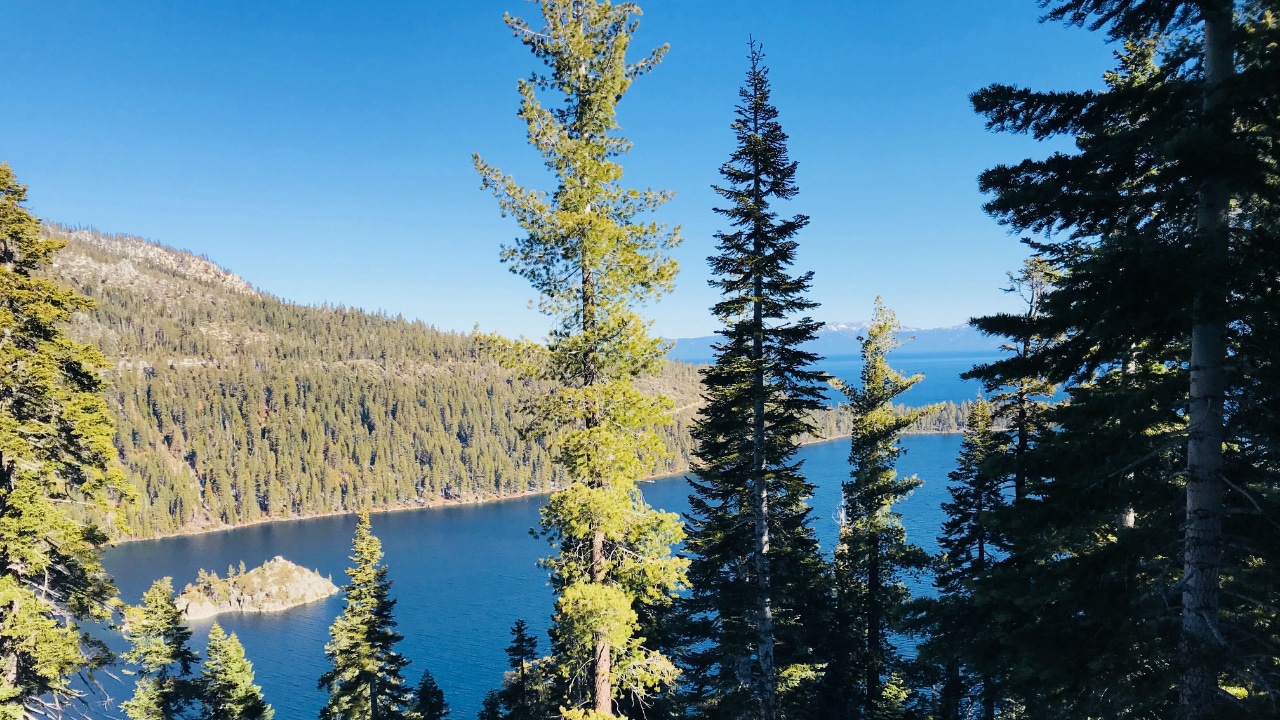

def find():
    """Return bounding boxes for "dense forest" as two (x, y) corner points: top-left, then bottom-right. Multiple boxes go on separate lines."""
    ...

(6, 0), (1274, 718)
(41, 225), (970, 540)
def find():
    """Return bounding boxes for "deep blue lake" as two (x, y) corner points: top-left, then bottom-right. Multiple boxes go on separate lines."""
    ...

(819, 352), (997, 407)
(98, 434), (960, 719)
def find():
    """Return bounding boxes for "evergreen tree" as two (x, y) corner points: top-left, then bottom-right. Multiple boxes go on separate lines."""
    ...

(0, 163), (131, 717)
(681, 40), (828, 720)
(969, 3), (1280, 717)
(408, 669), (447, 720)
(318, 513), (414, 720)
(120, 578), (200, 720)
(964, 258), (1058, 503)
(825, 300), (937, 719)
(911, 401), (1006, 720)
(200, 623), (273, 720)
(473, 2), (687, 716)
(477, 619), (553, 720)
(503, 620), (540, 720)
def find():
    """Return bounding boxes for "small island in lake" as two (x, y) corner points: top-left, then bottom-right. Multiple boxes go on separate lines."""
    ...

(177, 556), (339, 620)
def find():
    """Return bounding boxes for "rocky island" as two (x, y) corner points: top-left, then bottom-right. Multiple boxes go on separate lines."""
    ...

(177, 556), (339, 620)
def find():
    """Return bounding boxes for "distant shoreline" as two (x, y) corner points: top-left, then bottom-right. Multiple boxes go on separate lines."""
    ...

(108, 432), (960, 547)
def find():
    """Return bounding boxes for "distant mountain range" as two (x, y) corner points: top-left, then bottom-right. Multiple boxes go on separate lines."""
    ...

(667, 322), (1003, 363)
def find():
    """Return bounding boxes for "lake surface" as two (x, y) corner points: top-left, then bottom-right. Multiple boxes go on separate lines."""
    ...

(819, 352), (997, 407)
(99, 434), (960, 719)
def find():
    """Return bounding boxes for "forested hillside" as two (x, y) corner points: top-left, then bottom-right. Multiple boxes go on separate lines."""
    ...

(42, 225), (693, 538)
(41, 226), (969, 540)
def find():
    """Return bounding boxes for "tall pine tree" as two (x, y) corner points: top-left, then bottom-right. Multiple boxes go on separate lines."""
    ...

(120, 578), (200, 720)
(911, 400), (1007, 720)
(969, 3), (1280, 717)
(0, 162), (132, 717)
(681, 40), (828, 720)
(200, 623), (272, 720)
(478, 619), (549, 720)
(318, 513), (414, 720)
(825, 300), (937, 720)
(473, 2), (686, 716)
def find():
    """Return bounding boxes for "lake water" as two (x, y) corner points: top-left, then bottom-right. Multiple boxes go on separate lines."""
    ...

(99, 434), (960, 719)
(820, 352), (997, 407)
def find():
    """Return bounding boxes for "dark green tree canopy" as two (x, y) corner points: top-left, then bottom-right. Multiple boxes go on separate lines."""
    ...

(681, 40), (828, 720)
(966, 3), (1280, 717)
(409, 669), (448, 720)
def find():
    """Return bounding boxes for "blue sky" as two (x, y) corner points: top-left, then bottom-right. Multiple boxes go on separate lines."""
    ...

(2, 1), (1115, 339)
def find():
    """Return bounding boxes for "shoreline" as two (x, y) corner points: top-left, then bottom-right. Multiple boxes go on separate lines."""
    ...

(109, 431), (960, 547)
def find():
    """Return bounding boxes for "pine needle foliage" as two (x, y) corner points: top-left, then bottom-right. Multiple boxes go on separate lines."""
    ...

(473, 1), (686, 715)
(120, 578), (200, 720)
(968, 5), (1280, 717)
(200, 623), (273, 720)
(0, 162), (132, 718)
(826, 300), (938, 720)
(478, 619), (554, 720)
(681, 40), (828, 720)
(318, 513), (414, 720)
(408, 669), (448, 720)
(910, 401), (1007, 720)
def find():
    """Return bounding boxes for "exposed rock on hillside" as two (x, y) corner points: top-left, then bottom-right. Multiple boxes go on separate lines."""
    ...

(177, 556), (339, 620)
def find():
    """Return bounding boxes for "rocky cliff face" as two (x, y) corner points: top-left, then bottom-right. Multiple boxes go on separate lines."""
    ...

(177, 556), (339, 620)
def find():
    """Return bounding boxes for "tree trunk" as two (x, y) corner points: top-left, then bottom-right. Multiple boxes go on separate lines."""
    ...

(866, 531), (881, 720)
(752, 237), (776, 720)
(580, 251), (613, 717)
(1182, 4), (1232, 719)
(1014, 385), (1028, 503)
(592, 526), (611, 716)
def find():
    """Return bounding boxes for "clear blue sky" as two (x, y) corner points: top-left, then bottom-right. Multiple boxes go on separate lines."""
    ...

(2, 1), (1114, 339)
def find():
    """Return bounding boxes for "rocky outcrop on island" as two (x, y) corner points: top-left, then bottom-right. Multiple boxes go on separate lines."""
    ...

(177, 556), (339, 620)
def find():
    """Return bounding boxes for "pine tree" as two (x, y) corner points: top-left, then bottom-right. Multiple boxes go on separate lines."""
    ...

(912, 401), (1006, 720)
(477, 619), (552, 720)
(503, 620), (540, 720)
(970, 4), (1280, 717)
(318, 513), (414, 720)
(0, 163), (132, 717)
(681, 40), (828, 720)
(473, 2), (687, 716)
(200, 623), (273, 720)
(408, 669), (447, 720)
(964, 258), (1058, 503)
(120, 578), (200, 720)
(825, 300), (937, 719)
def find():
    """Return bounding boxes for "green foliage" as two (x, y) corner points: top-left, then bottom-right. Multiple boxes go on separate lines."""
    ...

(0, 163), (131, 717)
(479, 619), (561, 720)
(473, 1), (687, 714)
(121, 578), (200, 720)
(200, 623), (273, 720)
(964, 258), (1059, 503)
(826, 300), (936, 720)
(909, 401), (1007, 720)
(318, 513), (414, 720)
(35, 224), (723, 540)
(965, 5), (1280, 717)
(681, 41), (829, 720)
(409, 669), (448, 720)
(478, 619), (558, 720)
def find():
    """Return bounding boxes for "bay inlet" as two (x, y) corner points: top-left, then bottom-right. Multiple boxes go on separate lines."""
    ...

(102, 434), (960, 719)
